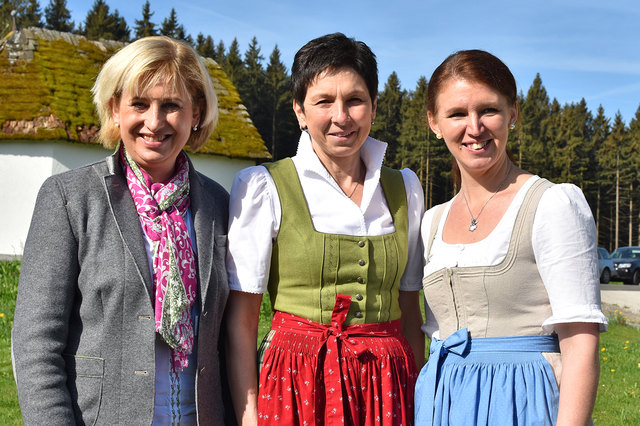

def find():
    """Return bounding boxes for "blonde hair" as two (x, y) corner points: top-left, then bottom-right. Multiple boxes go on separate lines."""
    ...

(92, 36), (218, 151)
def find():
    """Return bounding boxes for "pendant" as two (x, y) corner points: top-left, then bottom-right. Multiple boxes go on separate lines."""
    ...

(469, 219), (478, 232)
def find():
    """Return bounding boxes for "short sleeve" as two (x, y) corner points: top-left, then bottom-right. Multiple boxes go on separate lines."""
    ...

(399, 168), (425, 291)
(532, 184), (608, 332)
(226, 166), (280, 293)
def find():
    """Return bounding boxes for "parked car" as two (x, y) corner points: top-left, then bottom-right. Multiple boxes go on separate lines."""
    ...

(610, 246), (640, 285)
(597, 247), (614, 284)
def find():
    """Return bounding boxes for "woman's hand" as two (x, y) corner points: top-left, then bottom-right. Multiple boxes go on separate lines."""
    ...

(224, 290), (264, 425)
(555, 322), (600, 426)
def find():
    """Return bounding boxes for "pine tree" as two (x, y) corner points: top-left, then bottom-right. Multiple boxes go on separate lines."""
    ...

(160, 8), (178, 37)
(134, 0), (156, 39)
(265, 45), (298, 159)
(237, 37), (269, 150)
(592, 105), (612, 248)
(111, 9), (129, 42)
(196, 34), (216, 58)
(174, 24), (192, 45)
(398, 77), (428, 172)
(0, 0), (41, 32)
(520, 74), (550, 174)
(83, 0), (129, 42)
(555, 99), (593, 188)
(214, 40), (226, 64)
(396, 77), (427, 201)
(44, 0), (73, 32)
(623, 106), (640, 245)
(600, 113), (628, 248)
(544, 99), (563, 180)
(371, 72), (404, 168)
(160, 8), (191, 44)
(20, 0), (42, 28)
(223, 38), (244, 85)
(84, 0), (110, 40)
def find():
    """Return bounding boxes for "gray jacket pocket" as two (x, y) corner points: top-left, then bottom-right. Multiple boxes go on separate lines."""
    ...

(64, 354), (104, 426)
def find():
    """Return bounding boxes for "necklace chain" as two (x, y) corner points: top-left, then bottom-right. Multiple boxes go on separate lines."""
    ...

(347, 181), (359, 198)
(460, 168), (512, 232)
(343, 164), (365, 200)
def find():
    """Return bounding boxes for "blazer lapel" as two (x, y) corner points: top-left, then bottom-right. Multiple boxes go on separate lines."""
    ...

(189, 166), (216, 311)
(103, 153), (154, 301)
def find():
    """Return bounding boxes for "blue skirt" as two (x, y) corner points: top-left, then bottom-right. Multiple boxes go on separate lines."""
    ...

(415, 329), (560, 425)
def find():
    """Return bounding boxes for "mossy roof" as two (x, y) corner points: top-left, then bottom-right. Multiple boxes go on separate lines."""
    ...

(0, 28), (270, 160)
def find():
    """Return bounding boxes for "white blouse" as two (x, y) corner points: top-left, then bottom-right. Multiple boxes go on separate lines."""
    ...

(227, 131), (425, 294)
(421, 175), (608, 336)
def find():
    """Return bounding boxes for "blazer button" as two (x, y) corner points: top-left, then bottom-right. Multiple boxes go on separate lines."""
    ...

(199, 367), (206, 376)
(358, 241), (365, 248)
(354, 312), (363, 319)
(355, 294), (363, 301)
(357, 277), (365, 284)
(358, 259), (365, 266)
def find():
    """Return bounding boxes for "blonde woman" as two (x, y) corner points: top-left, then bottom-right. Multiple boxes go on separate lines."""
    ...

(13, 36), (231, 425)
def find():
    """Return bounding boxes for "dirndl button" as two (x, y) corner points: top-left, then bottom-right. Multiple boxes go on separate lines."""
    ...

(357, 277), (365, 284)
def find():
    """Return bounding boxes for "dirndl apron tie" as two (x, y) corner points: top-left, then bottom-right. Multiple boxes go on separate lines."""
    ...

(417, 327), (470, 422)
(321, 294), (368, 423)
(415, 328), (560, 425)
(268, 294), (404, 424)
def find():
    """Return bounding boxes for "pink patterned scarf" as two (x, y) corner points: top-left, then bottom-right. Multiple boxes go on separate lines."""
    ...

(121, 147), (197, 371)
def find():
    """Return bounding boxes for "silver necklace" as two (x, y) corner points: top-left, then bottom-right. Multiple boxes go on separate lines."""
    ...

(460, 170), (512, 232)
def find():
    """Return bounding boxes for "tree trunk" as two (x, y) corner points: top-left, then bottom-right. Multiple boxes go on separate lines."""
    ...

(630, 182), (634, 246)
(596, 187), (600, 245)
(615, 152), (619, 248)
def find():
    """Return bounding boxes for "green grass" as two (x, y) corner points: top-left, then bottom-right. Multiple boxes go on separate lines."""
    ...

(594, 320), (640, 424)
(1, 260), (638, 424)
(0, 260), (21, 424)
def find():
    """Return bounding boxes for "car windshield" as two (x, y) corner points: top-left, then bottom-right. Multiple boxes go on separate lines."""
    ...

(611, 248), (640, 259)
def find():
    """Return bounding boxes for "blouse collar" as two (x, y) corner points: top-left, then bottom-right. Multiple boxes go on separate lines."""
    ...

(294, 131), (389, 211)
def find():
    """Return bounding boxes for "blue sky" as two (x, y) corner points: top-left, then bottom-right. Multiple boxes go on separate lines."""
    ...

(63, 0), (640, 124)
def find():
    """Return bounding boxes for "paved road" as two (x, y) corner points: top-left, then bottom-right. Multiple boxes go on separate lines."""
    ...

(600, 284), (640, 315)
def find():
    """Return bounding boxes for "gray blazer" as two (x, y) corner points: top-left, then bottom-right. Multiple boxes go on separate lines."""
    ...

(13, 152), (231, 425)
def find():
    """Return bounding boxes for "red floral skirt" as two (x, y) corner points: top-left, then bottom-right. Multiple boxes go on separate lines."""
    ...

(258, 294), (417, 425)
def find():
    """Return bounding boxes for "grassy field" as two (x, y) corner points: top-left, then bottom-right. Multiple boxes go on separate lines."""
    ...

(1, 260), (638, 424)
(0, 260), (21, 424)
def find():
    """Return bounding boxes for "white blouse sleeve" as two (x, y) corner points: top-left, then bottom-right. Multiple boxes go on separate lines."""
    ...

(399, 168), (425, 291)
(532, 183), (608, 332)
(226, 166), (281, 294)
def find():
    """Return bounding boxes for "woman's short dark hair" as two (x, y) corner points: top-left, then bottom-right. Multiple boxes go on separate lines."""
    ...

(427, 49), (517, 115)
(291, 32), (378, 107)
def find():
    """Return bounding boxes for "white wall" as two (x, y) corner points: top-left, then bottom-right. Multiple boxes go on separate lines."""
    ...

(0, 141), (255, 258)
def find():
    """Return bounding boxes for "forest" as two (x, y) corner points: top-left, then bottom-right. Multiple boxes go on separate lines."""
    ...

(2, 0), (640, 251)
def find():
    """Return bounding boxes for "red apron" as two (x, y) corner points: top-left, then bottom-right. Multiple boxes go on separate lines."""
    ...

(258, 294), (417, 425)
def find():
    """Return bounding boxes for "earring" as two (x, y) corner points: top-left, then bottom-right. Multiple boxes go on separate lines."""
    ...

(510, 122), (516, 130)
(300, 125), (307, 131)
(371, 120), (375, 125)
(435, 133), (442, 140)
(193, 124), (199, 132)
(115, 122), (119, 128)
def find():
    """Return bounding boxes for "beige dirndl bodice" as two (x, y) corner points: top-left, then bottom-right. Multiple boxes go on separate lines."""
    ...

(422, 178), (555, 340)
